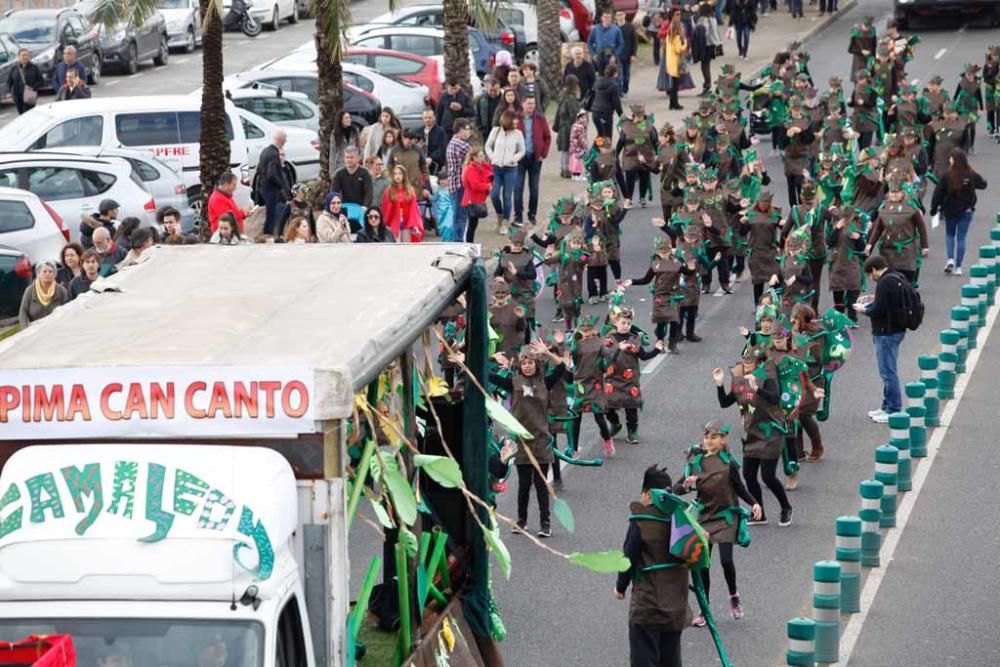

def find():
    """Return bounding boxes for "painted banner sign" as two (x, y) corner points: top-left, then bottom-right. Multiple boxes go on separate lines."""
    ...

(0, 366), (315, 440)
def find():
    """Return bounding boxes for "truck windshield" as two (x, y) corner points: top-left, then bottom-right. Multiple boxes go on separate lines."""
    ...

(0, 618), (264, 666)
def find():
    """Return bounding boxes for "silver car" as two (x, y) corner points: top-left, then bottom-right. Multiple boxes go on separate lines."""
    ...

(157, 0), (201, 53)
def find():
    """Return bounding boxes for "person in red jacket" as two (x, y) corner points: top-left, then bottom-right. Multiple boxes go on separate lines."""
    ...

(461, 147), (494, 243)
(514, 95), (552, 226)
(381, 165), (424, 242)
(207, 172), (249, 234)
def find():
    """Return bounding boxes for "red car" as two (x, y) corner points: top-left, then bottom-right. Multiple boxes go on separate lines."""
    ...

(564, 0), (593, 40)
(341, 48), (442, 105)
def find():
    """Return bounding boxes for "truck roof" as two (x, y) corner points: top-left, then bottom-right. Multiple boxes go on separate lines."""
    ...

(0, 244), (476, 426)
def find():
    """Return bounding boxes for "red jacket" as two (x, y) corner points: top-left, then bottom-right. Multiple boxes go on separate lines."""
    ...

(461, 162), (494, 206)
(516, 111), (552, 160)
(207, 188), (246, 233)
(381, 186), (424, 242)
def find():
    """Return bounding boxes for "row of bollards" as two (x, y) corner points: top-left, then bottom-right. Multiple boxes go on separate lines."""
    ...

(786, 234), (1000, 665)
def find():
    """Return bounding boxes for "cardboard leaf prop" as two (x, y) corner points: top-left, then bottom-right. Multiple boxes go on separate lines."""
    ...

(483, 520), (512, 580)
(552, 498), (575, 533)
(380, 453), (418, 526)
(568, 550), (632, 574)
(368, 498), (394, 529)
(486, 397), (534, 439)
(414, 454), (463, 489)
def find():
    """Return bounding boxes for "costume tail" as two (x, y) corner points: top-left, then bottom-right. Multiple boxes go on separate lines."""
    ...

(691, 575), (735, 667)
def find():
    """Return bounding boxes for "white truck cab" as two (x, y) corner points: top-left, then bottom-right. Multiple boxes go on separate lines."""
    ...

(0, 444), (314, 667)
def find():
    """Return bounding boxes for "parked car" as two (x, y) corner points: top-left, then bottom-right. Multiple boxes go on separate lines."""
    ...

(497, 1), (581, 64)
(75, 0), (169, 74)
(225, 86), (319, 133)
(347, 25), (487, 90)
(893, 0), (1000, 28)
(0, 96), (255, 210)
(220, 69), (381, 127)
(156, 0), (201, 52)
(613, 0), (638, 21)
(0, 153), (157, 242)
(339, 47), (441, 105)
(257, 54), (429, 128)
(0, 8), (101, 90)
(564, 0), (593, 41)
(234, 107), (320, 184)
(0, 186), (69, 265)
(361, 7), (525, 63)
(0, 34), (23, 103)
(43, 146), (198, 233)
(221, 0), (298, 31)
(0, 243), (32, 323)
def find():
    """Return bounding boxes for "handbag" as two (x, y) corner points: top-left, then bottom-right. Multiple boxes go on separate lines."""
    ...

(18, 68), (37, 106)
(468, 202), (488, 218)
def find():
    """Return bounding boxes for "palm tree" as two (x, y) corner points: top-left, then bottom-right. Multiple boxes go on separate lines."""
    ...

(313, 0), (352, 190)
(442, 0), (501, 93)
(197, 0), (229, 234)
(537, 0), (561, 99)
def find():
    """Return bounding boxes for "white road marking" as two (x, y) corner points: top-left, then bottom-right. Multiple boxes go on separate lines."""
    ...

(105, 79), (121, 86)
(641, 354), (666, 375)
(933, 48), (947, 60)
(128, 72), (142, 79)
(175, 57), (190, 64)
(836, 298), (1000, 665)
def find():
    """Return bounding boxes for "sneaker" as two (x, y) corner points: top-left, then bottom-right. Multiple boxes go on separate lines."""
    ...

(686, 334), (703, 342)
(626, 430), (639, 444)
(588, 296), (601, 305)
(779, 507), (793, 527)
(572, 174), (586, 182)
(872, 412), (890, 424)
(528, 215), (537, 226)
(512, 521), (527, 535)
(537, 525), (552, 538)
(640, 198), (647, 208)
(954, 267), (963, 276)
(747, 514), (768, 526)
(603, 438), (616, 457)
(692, 615), (707, 627)
(667, 340), (680, 354)
(867, 408), (887, 419)
(552, 312), (564, 323)
(945, 259), (954, 274)
(730, 594), (744, 620)
(511, 218), (524, 227)
(702, 285), (712, 294)
(722, 284), (733, 294)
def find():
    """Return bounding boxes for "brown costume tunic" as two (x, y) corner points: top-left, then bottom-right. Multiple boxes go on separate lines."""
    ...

(511, 371), (555, 465)
(827, 225), (865, 292)
(745, 208), (782, 284)
(869, 202), (928, 273)
(625, 502), (693, 631)
(574, 335), (607, 414)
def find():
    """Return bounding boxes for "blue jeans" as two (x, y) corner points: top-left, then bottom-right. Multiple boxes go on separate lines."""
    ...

(451, 188), (468, 242)
(735, 24), (751, 56)
(491, 166), (517, 221)
(619, 58), (632, 94)
(515, 156), (543, 220)
(944, 209), (974, 267)
(874, 331), (905, 413)
(262, 189), (285, 236)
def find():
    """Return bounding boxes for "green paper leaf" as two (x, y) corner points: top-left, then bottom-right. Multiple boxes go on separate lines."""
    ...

(368, 498), (394, 529)
(380, 453), (418, 526)
(483, 520), (512, 580)
(399, 524), (419, 558)
(567, 550), (632, 574)
(552, 498), (575, 533)
(486, 397), (533, 439)
(414, 454), (463, 489)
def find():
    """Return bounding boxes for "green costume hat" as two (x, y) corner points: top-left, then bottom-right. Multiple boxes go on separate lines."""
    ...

(703, 418), (731, 435)
(743, 343), (769, 362)
(788, 96), (804, 111)
(509, 227), (528, 244)
(492, 279), (512, 298)
(517, 344), (540, 360)
(629, 102), (647, 117)
(655, 236), (674, 254)
(659, 121), (675, 136)
(683, 188), (701, 204)
(863, 14), (874, 23)
(683, 116), (700, 129)
(612, 304), (635, 320)
(828, 76), (842, 87)
(755, 303), (777, 322)
(963, 63), (981, 75)
(565, 228), (585, 245)
(861, 146), (881, 161)
(800, 181), (817, 201)
(721, 63), (736, 74)
(830, 142), (847, 158)
(757, 190), (775, 204)
(589, 180), (611, 197)
(769, 80), (785, 94)
(552, 195), (580, 217)
(901, 125), (920, 139)
(684, 162), (702, 176)
(742, 147), (760, 164)
(928, 74), (944, 85)
(702, 166), (719, 180)
(886, 173), (906, 191)
(786, 224), (811, 249)
(574, 314), (601, 338)
(855, 69), (870, 81)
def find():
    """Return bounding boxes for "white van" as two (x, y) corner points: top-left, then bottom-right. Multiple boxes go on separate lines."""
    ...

(0, 444), (315, 667)
(0, 96), (256, 208)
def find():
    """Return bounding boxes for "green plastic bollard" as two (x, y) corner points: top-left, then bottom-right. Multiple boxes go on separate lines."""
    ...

(938, 351), (957, 401)
(835, 516), (862, 614)
(813, 561), (841, 663)
(992, 227), (1000, 253)
(939, 329), (960, 357)
(918, 355), (940, 426)
(787, 617), (817, 667)
(950, 307), (970, 374)
(875, 446), (898, 528)
(973, 251), (996, 306)
(961, 285), (981, 348)
(907, 405), (927, 458)
(860, 480), (883, 567)
(888, 412), (912, 492)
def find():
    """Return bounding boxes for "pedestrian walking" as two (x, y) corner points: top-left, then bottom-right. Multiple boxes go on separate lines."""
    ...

(445, 119), (473, 241)
(865, 175), (929, 286)
(568, 109), (589, 180)
(930, 148), (987, 276)
(728, 0), (756, 60)
(553, 75), (582, 179)
(617, 103), (658, 208)
(615, 10), (638, 96)
(7, 48), (41, 115)
(563, 46), (597, 101)
(256, 129), (291, 236)
(826, 208), (867, 322)
(513, 97), (551, 226)
(52, 46), (86, 91)
(590, 63), (623, 139)
(460, 147), (493, 243)
(621, 236), (689, 352)
(587, 10), (624, 75)
(485, 110), (526, 235)
(602, 306), (665, 444)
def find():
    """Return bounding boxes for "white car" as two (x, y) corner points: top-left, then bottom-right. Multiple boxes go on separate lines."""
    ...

(157, 0), (202, 52)
(234, 108), (320, 184)
(256, 54), (429, 128)
(0, 186), (69, 265)
(225, 87), (319, 133)
(222, 0), (299, 31)
(499, 1), (581, 64)
(0, 154), (157, 244)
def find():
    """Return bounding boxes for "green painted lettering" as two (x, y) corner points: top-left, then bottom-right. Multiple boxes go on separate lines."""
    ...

(26, 473), (64, 523)
(108, 461), (138, 518)
(173, 469), (209, 516)
(233, 505), (274, 580)
(60, 463), (104, 535)
(0, 483), (22, 539)
(198, 489), (236, 531)
(139, 463), (174, 543)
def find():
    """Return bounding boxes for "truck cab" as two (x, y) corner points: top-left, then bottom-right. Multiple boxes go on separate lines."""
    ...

(0, 444), (313, 667)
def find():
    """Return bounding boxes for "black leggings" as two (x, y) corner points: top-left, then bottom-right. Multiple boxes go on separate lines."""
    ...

(786, 174), (804, 207)
(466, 216), (481, 243)
(625, 170), (652, 201)
(587, 261), (621, 297)
(832, 289), (860, 322)
(654, 321), (683, 342)
(680, 305), (698, 338)
(700, 59), (712, 92)
(857, 131), (874, 151)
(607, 407), (639, 432)
(731, 254), (746, 277)
(629, 626), (681, 667)
(987, 109), (998, 133)
(965, 122), (976, 151)
(594, 112), (614, 139)
(743, 457), (791, 512)
(516, 463), (550, 526)
(570, 412), (613, 451)
(703, 247), (731, 289)
(753, 281), (766, 306)
(698, 542), (738, 599)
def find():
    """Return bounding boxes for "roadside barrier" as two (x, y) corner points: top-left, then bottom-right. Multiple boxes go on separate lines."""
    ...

(835, 516), (862, 614)
(874, 446), (898, 529)
(812, 561), (841, 663)
(787, 618), (817, 667)
(858, 480), (883, 568)
(887, 413), (911, 492)
(916, 355), (941, 426)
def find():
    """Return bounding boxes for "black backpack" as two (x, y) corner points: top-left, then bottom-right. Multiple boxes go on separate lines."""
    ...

(892, 274), (924, 331)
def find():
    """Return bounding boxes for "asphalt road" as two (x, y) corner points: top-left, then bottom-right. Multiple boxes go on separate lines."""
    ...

(483, 4), (1000, 667)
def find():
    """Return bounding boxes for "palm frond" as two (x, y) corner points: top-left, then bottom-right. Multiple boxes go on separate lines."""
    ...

(467, 0), (506, 37)
(88, 0), (160, 35)
(312, 0), (352, 60)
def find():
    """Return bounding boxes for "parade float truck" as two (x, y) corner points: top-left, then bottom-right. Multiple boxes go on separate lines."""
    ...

(0, 244), (496, 667)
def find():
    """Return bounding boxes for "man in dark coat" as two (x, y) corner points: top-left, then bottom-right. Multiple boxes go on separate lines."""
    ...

(420, 109), (447, 175)
(616, 10), (638, 96)
(255, 129), (291, 236)
(7, 48), (42, 115)
(435, 79), (475, 142)
(563, 46), (597, 100)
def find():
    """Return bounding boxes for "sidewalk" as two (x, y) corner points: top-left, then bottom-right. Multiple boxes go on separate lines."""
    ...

(474, 0), (856, 255)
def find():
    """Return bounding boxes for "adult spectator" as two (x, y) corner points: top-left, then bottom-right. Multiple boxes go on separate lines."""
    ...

(930, 148), (987, 276)
(69, 249), (100, 300)
(366, 155), (390, 210)
(855, 255), (908, 423)
(283, 215), (314, 243)
(493, 50), (514, 87)
(207, 172), (247, 234)
(514, 97), (551, 226)
(493, 88), (522, 127)
(475, 75), (504, 139)
(554, 75), (582, 179)
(461, 147), (493, 243)
(362, 108), (400, 161)
(92, 227), (127, 277)
(315, 192), (353, 243)
(663, 13), (688, 110)
(387, 128), (429, 192)
(7, 48), (42, 115)
(564, 46), (597, 101)
(332, 147), (373, 212)
(591, 63), (623, 139)
(114, 217), (141, 252)
(80, 199), (119, 249)
(256, 129), (291, 236)
(587, 10), (624, 75)
(446, 119), (474, 243)
(436, 79), (475, 142)
(56, 68), (90, 101)
(19, 261), (67, 329)
(615, 11), (638, 97)
(421, 109), (447, 174)
(729, 0), (757, 60)
(329, 111), (360, 175)
(485, 110), (526, 235)
(158, 207), (197, 243)
(52, 46), (85, 91)
(56, 242), (84, 288)
(356, 208), (395, 243)
(519, 63), (550, 112)
(117, 227), (155, 270)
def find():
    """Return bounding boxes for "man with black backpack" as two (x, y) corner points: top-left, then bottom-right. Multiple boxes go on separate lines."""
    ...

(855, 255), (924, 423)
